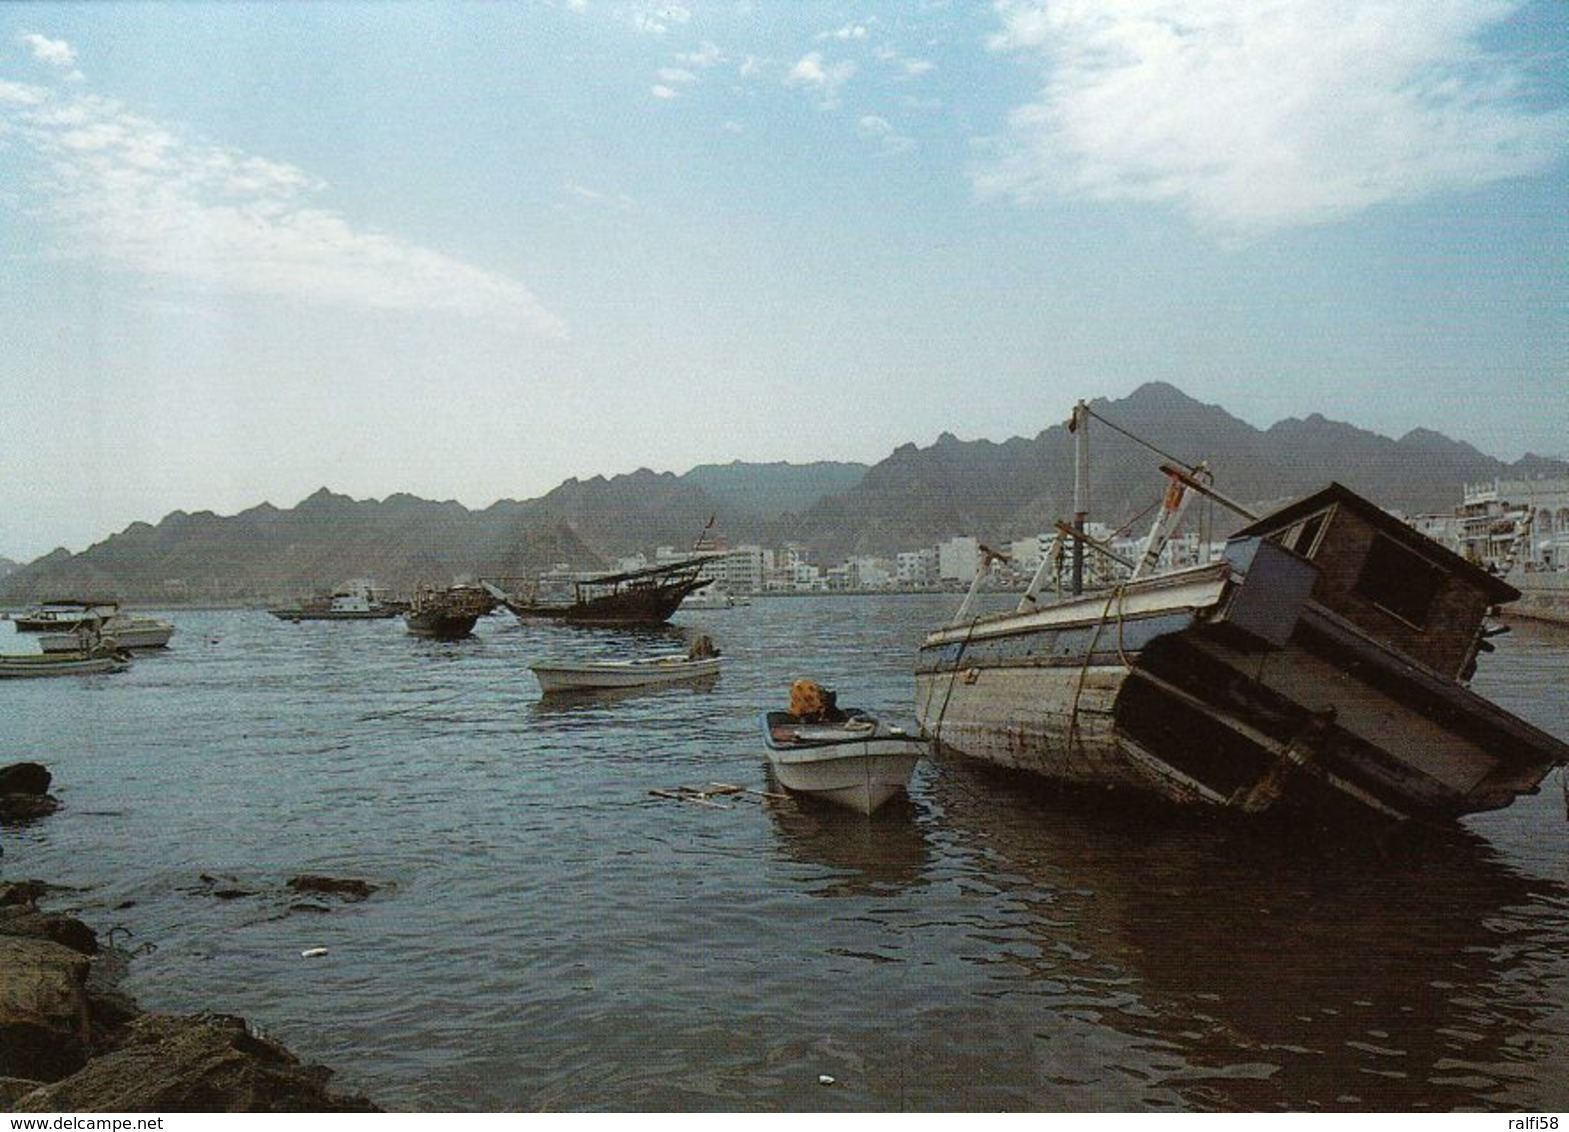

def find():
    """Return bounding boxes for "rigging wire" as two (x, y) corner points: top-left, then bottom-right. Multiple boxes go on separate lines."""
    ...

(1084, 406), (1200, 473)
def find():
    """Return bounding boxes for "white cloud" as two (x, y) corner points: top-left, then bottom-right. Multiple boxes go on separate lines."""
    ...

(859, 115), (915, 156)
(975, 0), (1569, 235)
(651, 84), (680, 100)
(678, 41), (724, 68)
(20, 32), (81, 79)
(1, 81), (564, 334)
(786, 52), (857, 109)
(633, 4), (692, 35)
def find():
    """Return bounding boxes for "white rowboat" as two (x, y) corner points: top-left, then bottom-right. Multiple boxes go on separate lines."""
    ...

(531, 653), (721, 694)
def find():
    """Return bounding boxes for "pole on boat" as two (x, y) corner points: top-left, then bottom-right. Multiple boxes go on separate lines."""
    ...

(1071, 400), (1089, 596)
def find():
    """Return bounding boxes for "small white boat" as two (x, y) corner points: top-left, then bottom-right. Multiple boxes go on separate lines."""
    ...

(761, 686), (924, 815)
(531, 638), (722, 694)
(681, 583), (735, 609)
(0, 637), (129, 678)
(38, 615), (174, 652)
(14, 600), (175, 650)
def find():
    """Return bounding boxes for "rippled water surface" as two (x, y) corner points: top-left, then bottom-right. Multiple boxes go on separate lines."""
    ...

(3, 598), (1568, 1111)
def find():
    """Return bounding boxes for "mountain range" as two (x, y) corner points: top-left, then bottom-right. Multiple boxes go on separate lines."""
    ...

(2, 382), (1561, 605)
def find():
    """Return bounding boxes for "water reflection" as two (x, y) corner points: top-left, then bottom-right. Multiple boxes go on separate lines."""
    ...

(926, 754), (1569, 1111)
(761, 768), (933, 897)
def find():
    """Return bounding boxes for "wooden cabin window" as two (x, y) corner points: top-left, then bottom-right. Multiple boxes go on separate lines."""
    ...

(1355, 534), (1444, 628)
(1265, 507), (1333, 558)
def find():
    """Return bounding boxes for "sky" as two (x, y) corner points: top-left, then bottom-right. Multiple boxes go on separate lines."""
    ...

(1, 1), (1565, 562)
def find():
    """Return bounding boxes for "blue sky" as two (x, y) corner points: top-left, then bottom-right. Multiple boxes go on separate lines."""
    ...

(1, 1), (1565, 561)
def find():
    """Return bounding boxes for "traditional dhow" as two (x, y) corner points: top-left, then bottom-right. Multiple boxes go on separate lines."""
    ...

(404, 585), (496, 639)
(914, 405), (1569, 827)
(486, 555), (716, 627)
(763, 682), (924, 815)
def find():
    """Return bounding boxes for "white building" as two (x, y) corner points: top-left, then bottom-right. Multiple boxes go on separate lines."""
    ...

(938, 536), (981, 584)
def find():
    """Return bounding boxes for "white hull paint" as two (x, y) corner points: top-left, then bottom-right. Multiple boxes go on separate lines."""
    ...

(531, 654), (721, 693)
(762, 713), (924, 815)
(39, 618), (174, 652)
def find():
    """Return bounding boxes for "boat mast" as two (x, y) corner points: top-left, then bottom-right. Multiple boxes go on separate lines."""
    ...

(1071, 400), (1089, 595)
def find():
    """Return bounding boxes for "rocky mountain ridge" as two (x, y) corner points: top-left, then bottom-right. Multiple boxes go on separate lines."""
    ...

(2, 383), (1561, 605)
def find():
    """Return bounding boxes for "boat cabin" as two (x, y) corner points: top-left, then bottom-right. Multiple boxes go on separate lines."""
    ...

(1228, 483), (1518, 681)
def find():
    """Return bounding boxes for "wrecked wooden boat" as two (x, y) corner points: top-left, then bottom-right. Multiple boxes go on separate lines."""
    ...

(914, 402), (1569, 826)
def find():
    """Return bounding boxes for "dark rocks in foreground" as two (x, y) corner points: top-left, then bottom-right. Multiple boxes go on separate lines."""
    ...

(0, 881), (377, 1112)
(0, 760), (380, 1112)
(12, 1013), (380, 1113)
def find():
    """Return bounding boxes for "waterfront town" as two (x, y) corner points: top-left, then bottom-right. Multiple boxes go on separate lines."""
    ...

(632, 477), (1569, 601)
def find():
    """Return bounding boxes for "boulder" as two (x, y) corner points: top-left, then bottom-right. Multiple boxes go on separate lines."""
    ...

(9, 1013), (380, 1113)
(0, 763), (51, 795)
(0, 904), (98, 954)
(0, 936), (93, 1080)
(0, 764), (60, 823)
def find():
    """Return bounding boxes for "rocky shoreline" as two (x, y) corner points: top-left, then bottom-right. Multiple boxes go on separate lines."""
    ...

(0, 763), (379, 1112)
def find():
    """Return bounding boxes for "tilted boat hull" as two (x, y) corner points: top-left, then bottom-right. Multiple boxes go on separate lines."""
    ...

(916, 548), (1569, 825)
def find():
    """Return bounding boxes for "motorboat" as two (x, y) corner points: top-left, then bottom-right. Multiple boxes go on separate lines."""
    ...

(761, 680), (924, 815)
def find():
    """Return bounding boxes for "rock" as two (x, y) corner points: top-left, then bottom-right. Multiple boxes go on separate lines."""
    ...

(0, 881), (52, 907)
(9, 1013), (380, 1113)
(0, 1077), (45, 1107)
(0, 795), (60, 823)
(0, 904), (98, 954)
(286, 875), (378, 901)
(0, 763), (51, 795)
(1, 765), (60, 823)
(0, 937), (94, 1081)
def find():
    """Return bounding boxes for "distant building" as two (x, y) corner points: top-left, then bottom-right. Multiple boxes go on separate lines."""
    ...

(938, 536), (981, 584)
(897, 548), (937, 587)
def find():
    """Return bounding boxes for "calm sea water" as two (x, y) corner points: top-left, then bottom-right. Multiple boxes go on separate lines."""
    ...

(2, 597), (1568, 1112)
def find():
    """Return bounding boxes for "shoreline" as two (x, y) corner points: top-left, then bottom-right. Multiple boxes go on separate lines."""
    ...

(0, 764), (379, 1113)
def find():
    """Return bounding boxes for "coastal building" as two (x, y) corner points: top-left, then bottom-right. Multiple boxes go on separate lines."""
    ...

(896, 549), (937, 587)
(938, 536), (981, 584)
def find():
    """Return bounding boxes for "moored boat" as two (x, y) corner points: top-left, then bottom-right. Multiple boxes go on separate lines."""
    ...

(0, 650), (129, 678)
(530, 636), (721, 693)
(14, 600), (174, 651)
(404, 584), (496, 639)
(486, 555), (716, 627)
(269, 589), (401, 621)
(11, 600), (121, 632)
(762, 680), (925, 815)
(914, 401), (1569, 827)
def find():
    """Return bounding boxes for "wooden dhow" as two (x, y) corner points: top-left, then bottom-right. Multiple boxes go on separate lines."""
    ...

(486, 555), (717, 627)
(914, 402), (1569, 827)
